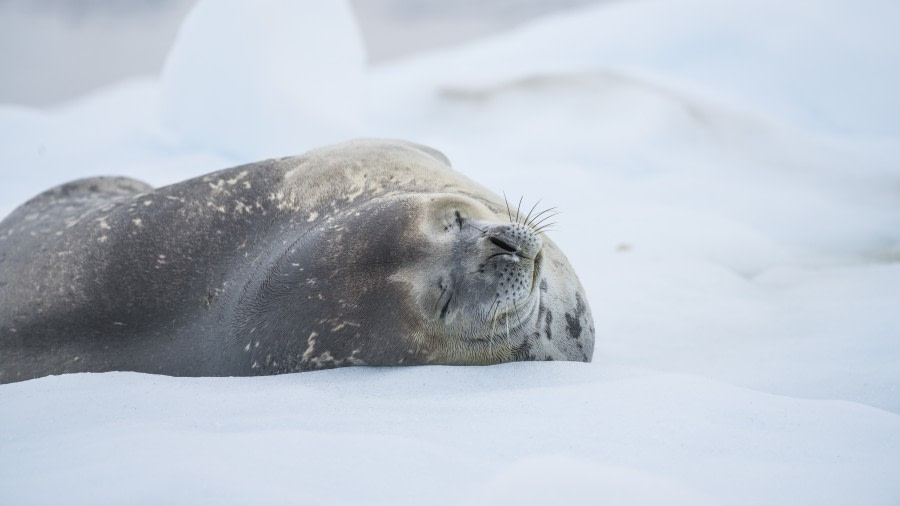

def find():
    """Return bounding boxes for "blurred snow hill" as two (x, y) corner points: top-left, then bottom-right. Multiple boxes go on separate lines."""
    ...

(369, 0), (900, 139)
(3, 0), (900, 154)
(156, 0), (900, 155)
(159, 0), (366, 158)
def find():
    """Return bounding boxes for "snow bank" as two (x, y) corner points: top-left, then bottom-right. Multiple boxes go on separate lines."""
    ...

(160, 0), (366, 159)
(2, 366), (898, 506)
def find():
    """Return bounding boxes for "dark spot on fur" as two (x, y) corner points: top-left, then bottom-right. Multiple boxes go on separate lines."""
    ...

(544, 309), (553, 340)
(565, 312), (582, 340)
(565, 292), (588, 341)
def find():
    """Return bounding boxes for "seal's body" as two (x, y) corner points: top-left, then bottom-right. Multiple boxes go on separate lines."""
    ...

(0, 140), (593, 383)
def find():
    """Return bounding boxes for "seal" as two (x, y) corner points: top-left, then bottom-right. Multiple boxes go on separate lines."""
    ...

(0, 139), (594, 383)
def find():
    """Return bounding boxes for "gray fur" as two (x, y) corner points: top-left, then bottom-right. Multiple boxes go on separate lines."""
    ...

(0, 139), (594, 383)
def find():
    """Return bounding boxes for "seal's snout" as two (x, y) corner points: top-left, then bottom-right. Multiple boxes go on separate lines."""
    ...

(473, 221), (546, 320)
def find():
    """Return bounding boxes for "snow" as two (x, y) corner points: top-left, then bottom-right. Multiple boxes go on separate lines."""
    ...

(2, 0), (900, 504)
(3, 367), (899, 505)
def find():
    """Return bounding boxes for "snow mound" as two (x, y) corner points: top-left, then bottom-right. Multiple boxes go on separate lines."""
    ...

(1, 366), (898, 506)
(160, 0), (365, 160)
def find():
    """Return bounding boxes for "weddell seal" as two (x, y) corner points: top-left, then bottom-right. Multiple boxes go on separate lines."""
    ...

(0, 139), (594, 383)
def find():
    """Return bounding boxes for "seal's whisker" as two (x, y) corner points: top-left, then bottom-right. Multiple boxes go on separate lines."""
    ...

(502, 191), (513, 224)
(510, 298), (526, 333)
(534, 216), (558, 228)
(531, 212), (560, 229)
(487, 298), (502, 338)
(527, 207), (558, 228)
(481, 295), (498, 330)
(523, 200), (541, 227)
(515, 196), (524, 224)
(534, 222), (558, 233)
(532, 209), (560, 224)
(493, 301), (505, 339)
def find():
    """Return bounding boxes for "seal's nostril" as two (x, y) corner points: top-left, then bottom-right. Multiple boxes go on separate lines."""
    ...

(489, 236), (517, 253)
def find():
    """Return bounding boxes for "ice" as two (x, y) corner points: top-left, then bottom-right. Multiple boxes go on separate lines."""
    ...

(2, 0), (900, 504)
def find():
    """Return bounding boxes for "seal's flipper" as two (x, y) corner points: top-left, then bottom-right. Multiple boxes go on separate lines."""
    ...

(0, 176), (153, 233)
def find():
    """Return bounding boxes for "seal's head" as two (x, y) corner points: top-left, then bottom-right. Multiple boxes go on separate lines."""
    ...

(233, 139), (593, 373)
(390, 193), (592, 364)
(240, 190), (594, 373)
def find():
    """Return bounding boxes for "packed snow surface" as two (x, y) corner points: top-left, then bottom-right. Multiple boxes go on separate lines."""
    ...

(2, 0), (899, 504)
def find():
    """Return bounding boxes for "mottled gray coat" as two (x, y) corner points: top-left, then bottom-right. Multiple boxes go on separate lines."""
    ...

(0, 140), (593, 383)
